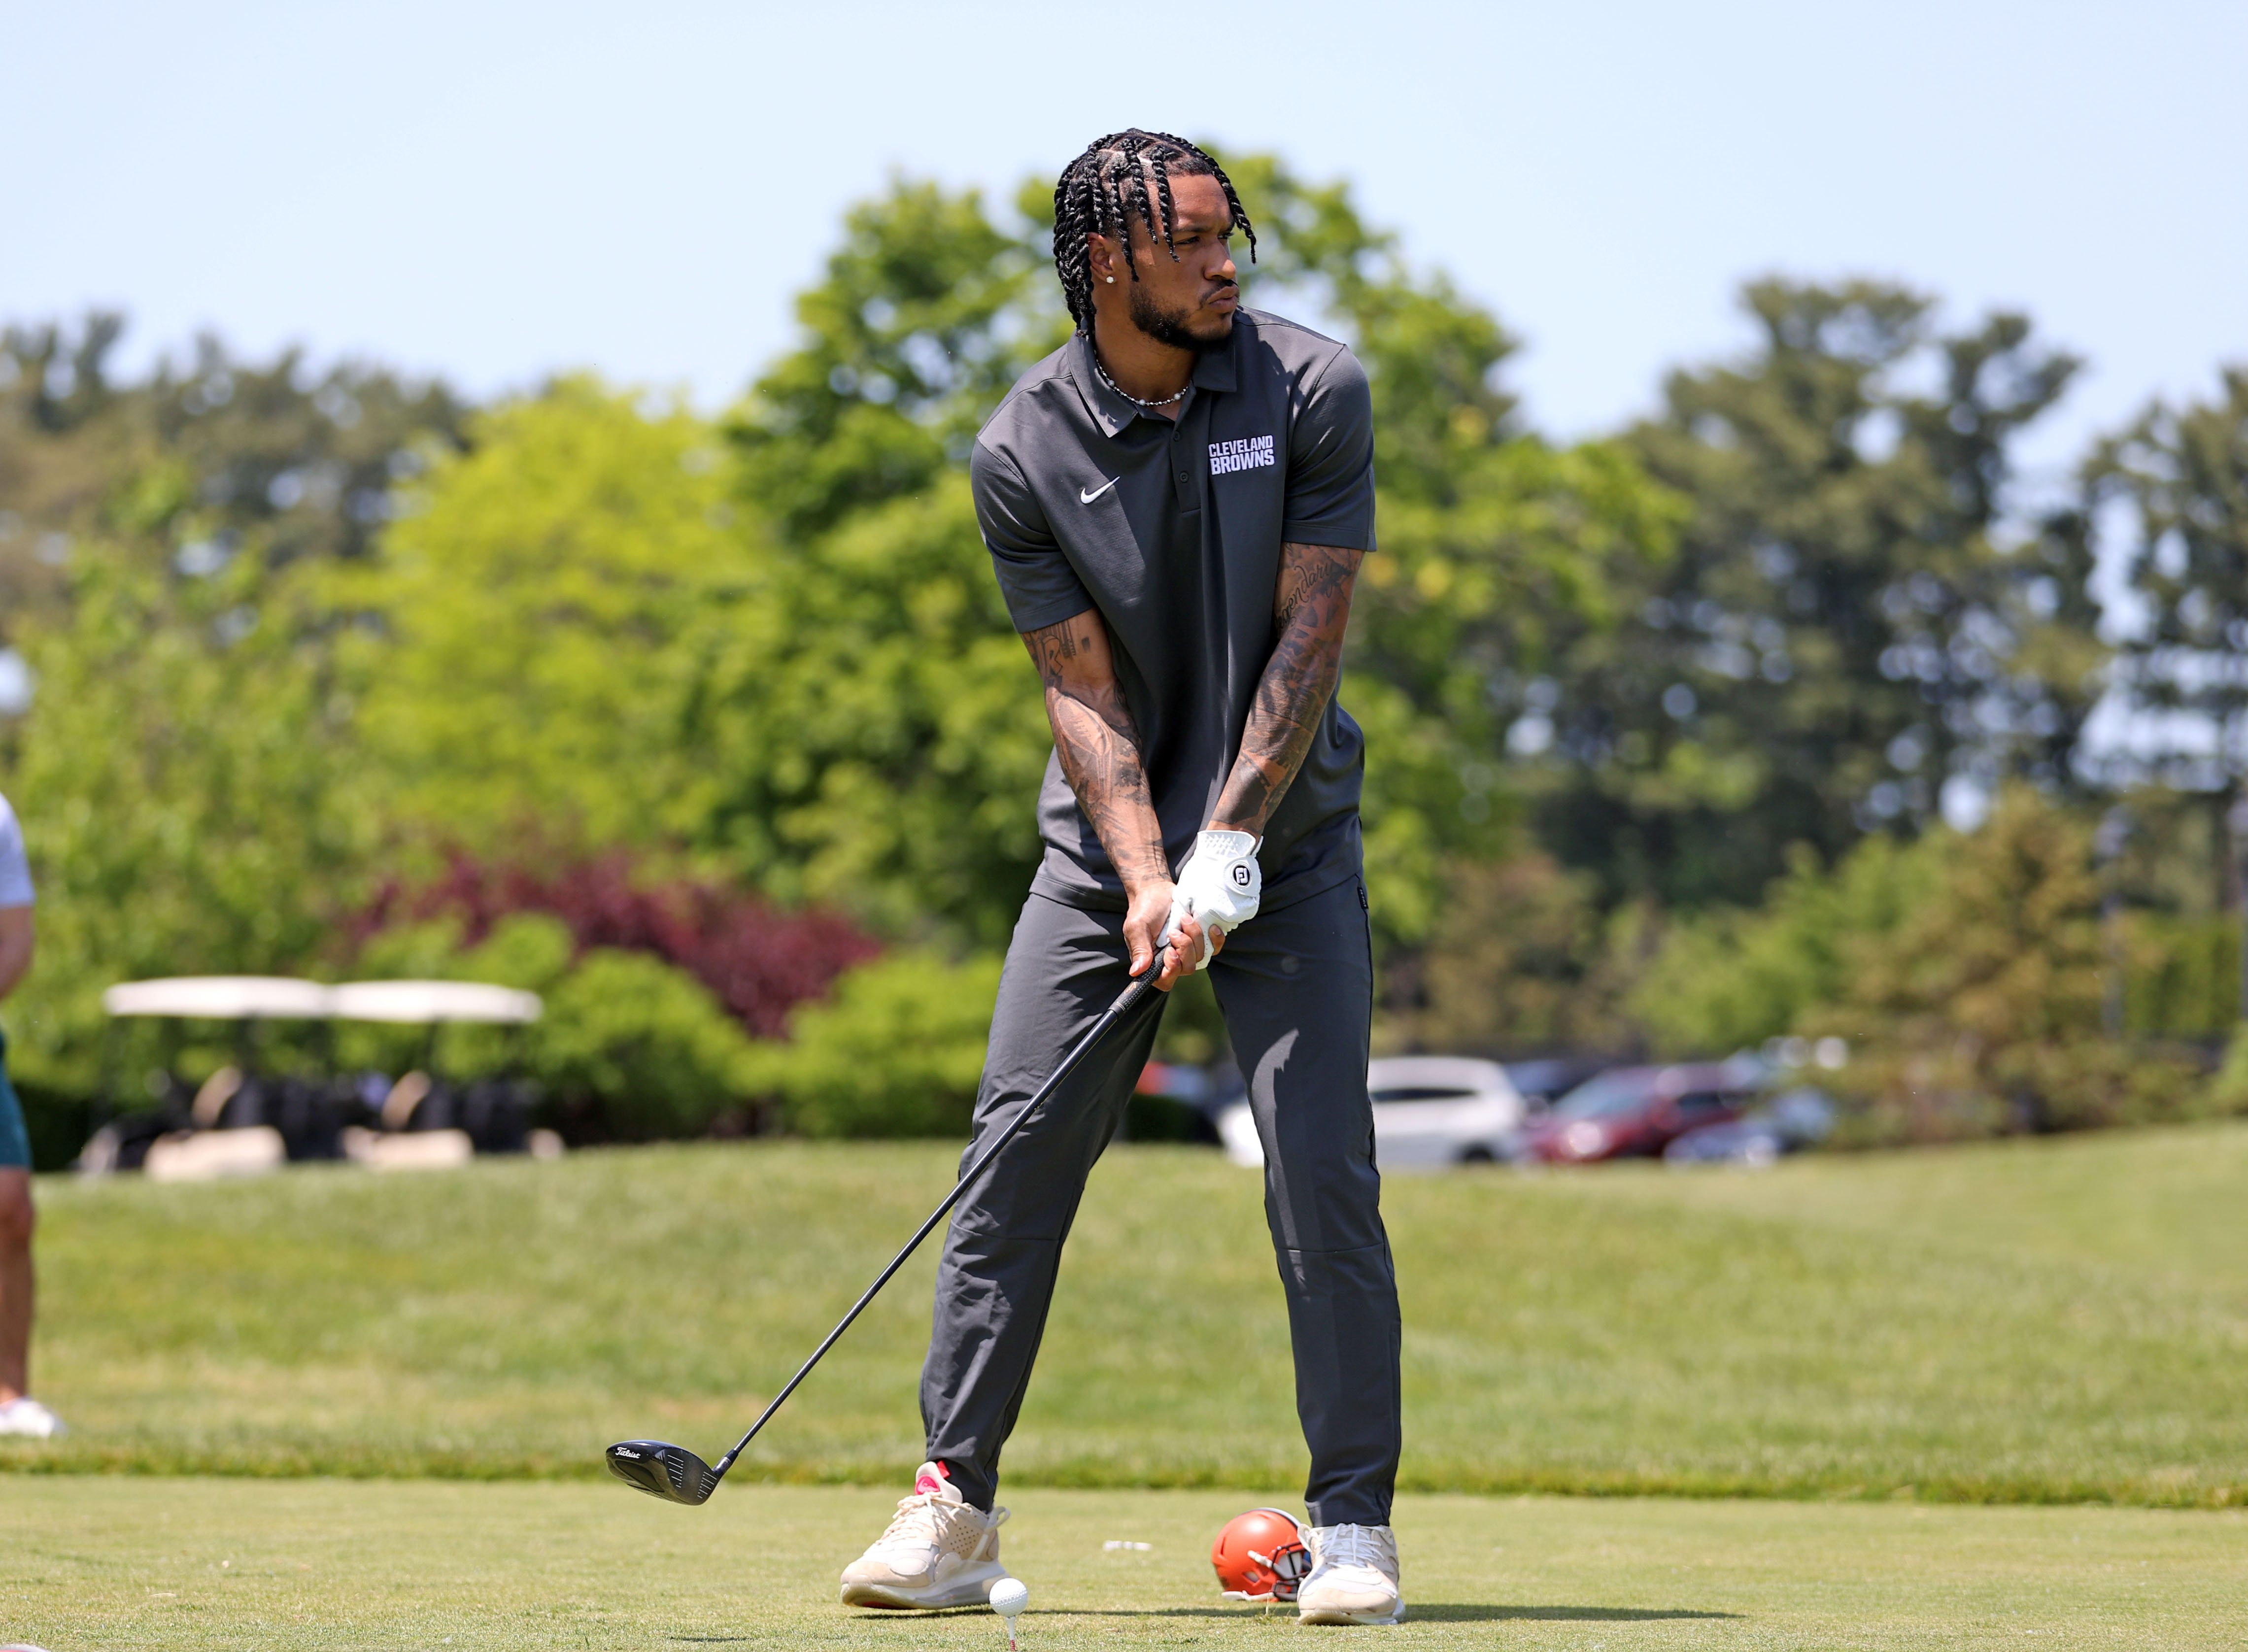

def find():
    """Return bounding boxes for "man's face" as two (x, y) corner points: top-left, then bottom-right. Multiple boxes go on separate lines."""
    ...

(1110, 172), (1240, 351)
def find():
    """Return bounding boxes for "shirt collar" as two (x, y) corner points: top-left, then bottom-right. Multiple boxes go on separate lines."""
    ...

(1067, 324), (1240, 438)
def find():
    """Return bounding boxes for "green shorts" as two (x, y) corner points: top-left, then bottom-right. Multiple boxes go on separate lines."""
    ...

(0, 1030), (30, 1170)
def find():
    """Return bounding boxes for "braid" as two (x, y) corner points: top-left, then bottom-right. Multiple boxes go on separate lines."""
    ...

(1049, 129), (1259, 334)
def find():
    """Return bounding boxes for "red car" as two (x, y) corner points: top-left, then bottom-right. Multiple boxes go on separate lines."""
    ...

(1518, 1063), (1754, 1164)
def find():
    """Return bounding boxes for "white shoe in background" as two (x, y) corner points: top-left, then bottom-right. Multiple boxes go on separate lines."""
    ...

(838, 1461), (1012, 1610)
(0, 1396), (66, 1438)
(1296, 1522), (1404, 1625)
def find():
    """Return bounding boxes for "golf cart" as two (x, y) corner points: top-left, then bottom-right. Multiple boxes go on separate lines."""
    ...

(327, 979), (545, 1169)
(79, 975), (548, 1178)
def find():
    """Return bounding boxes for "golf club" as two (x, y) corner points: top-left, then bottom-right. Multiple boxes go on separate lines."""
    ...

(607, 966), (1160, 1505)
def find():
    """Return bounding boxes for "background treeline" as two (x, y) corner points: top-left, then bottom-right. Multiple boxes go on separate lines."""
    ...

(3, 154), (2246, 1159)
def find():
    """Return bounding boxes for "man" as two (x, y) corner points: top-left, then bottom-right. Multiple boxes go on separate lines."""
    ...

(838, 131), (1401, 1626)
(0, 788), (62, 1438)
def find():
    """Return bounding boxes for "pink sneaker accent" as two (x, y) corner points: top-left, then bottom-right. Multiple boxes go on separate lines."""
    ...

(915, 1461), (953, 1498)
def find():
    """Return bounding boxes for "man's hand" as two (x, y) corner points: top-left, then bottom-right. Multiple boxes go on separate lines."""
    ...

(1125, 880), (1217, 991)
(1161, 830), (1261, 971)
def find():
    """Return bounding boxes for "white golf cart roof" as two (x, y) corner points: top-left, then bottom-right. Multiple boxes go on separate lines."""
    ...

(327, 980), (542, 1025)
(103, 976), (336, 1019)
(102, 976), (542, 1024)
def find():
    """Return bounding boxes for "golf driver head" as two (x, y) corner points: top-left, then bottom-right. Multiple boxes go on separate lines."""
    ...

(607, 1439), (720, 1505)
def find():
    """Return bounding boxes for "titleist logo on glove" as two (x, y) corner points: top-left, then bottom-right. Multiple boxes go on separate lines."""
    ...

(1161, 830), (1262, 970)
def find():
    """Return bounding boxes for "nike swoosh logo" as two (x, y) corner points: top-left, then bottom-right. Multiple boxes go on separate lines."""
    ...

(1080, 477), (1120, 504)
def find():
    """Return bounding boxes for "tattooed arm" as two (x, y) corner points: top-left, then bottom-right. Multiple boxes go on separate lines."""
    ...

(1210, 541), (1365, 836)
(1022, 609), (1205, 990)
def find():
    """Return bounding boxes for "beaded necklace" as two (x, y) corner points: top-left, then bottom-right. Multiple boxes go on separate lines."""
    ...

(1091, 352), (1189, 411)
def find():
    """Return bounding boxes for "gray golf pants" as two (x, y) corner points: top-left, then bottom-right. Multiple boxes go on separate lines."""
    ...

(920, 876), (1401, 1526)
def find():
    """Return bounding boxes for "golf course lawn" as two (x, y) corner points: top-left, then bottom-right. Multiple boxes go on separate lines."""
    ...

(5, 1480), (2244, 1651)
(8, 1121), (2247, 1504)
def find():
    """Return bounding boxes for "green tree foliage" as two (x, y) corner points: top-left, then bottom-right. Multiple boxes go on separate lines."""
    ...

(1812, 788), (2199, 1140)
(346, 913), (764, 1141)
(1518, 282), (2098, 910)
(1376, 852), (1650, 1059)
(1, 545), (369, 1094)
(756, 949), (1004, 1137)
(0, 315), (464, 638)
(0, 319), (460, 1108)
(2085, 368), (2248, 796)
(731, 180), (1062, 539)
(1635, 788), (2203, 1140)
(334, 377), (757, 859)
(677, 182), (1066, 942)
(1632, 837), (1939, 1056)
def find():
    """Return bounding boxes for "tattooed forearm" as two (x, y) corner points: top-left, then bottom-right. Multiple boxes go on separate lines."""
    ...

(1211, 541), (1364, 836)
(1022, 610), (1170, 891)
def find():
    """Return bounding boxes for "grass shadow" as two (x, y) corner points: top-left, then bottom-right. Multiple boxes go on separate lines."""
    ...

(1415, 1605), (1743, 1623)
(1056, 1605), (1741, 1623)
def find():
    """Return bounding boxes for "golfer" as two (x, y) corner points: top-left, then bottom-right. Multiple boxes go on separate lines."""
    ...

(840, 131), (1401, 1626)
(0, 789), (61, 1438)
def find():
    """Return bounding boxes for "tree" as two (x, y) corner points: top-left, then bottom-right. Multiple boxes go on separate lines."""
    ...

(332, 377), (759, 859)
(1376, 852), (1649, 1058)
(2085, 368), (2248, 1014)
(0, 314), (465, 636)
(1517, 281), (2096, 910)
(1, 541), (370, 1095)
(1807, 788), (2195, 1141)
(2091, 367), (2248, 793)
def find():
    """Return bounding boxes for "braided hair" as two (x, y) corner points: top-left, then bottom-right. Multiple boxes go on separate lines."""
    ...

(1051, 130), (1256, 335)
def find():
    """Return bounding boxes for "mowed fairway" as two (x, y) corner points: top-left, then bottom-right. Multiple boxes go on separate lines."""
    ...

(5, 1480), (2246, 1651)
(5, 1123), (2248, 1504)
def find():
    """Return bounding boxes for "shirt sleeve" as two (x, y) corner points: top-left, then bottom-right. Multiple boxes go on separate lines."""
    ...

(973, 438), (1097, 633)
(1282, 345), (1377, 551)
(0, 796), (33, 908)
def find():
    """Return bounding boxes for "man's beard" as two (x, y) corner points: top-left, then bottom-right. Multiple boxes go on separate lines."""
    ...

(1128, 282), (1235, 353)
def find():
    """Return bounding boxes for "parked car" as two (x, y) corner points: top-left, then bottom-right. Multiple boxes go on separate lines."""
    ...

(1664, 1087), (1837, 1167)
(1503, 1056), (1615, 1116)
(1217, 1055), (1527, 1170)
(1518, 1061), (1759, 1164)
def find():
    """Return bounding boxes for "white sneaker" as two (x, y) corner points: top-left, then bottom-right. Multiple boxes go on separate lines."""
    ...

(838, 1461), (1012, 1610)
(0, 1397), (66, 1439)
(1296, 1522), (1404, 1625)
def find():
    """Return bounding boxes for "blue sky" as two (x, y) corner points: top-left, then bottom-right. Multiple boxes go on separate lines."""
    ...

(8, 0), (2243, 488)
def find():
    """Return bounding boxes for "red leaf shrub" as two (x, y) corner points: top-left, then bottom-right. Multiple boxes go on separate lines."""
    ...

(354, 852), (882, 1039)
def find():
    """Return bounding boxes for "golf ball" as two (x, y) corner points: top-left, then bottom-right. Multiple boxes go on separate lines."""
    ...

(989, 1578), (1030, 1617)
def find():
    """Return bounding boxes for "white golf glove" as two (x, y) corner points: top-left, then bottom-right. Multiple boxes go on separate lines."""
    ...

(1160, 830), (1262, 971)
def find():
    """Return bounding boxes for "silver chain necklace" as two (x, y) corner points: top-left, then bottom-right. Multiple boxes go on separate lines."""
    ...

(1091, 352), (1189, 411)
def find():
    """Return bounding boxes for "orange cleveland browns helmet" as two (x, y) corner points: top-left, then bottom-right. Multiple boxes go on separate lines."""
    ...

(1211, 1507), (1312, 1602)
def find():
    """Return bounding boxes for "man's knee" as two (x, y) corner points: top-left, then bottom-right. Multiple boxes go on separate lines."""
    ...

(0, 1172), (33, 1254)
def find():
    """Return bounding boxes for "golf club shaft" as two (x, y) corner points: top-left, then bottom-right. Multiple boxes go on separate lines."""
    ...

(706, 968), (1158, 1484)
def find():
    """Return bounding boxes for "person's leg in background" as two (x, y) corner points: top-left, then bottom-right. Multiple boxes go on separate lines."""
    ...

(0, 1169), (31, 1404)
(0, 1048), (63, 1436)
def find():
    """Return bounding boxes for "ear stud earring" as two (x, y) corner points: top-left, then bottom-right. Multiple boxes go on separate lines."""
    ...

(1105, 276), (1115, 284)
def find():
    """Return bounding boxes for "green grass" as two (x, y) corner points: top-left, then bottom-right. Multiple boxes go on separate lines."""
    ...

(5, 1481), (2245, 1650)
(5, 1124), (2248, 1505)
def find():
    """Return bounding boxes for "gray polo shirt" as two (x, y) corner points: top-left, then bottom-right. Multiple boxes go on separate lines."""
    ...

(973, 309), (1376, 913)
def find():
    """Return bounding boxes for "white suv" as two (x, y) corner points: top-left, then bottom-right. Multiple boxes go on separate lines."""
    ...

(1217, 1055), (1527, 1170)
